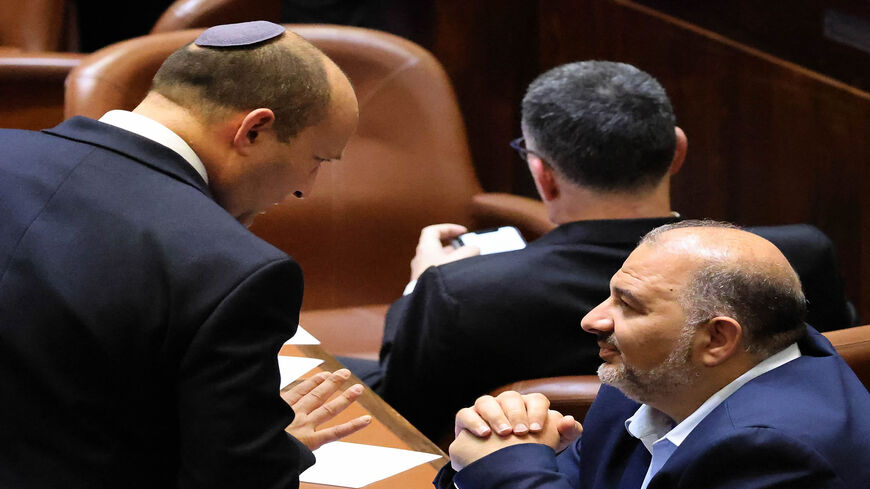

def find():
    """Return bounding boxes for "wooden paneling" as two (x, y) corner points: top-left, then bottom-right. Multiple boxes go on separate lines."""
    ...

(535, 0), (870, 317)
(426, 0), (541, 196)
(413, 0), (869, 317)
(634, 0), (870, 93)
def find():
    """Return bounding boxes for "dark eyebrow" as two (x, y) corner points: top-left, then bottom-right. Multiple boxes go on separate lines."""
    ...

(614, 286), (645, 312)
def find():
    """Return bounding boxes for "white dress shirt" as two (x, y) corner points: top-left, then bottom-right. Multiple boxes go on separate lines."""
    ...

(625, 343), (802, 489)
(99, 110), (208, 183)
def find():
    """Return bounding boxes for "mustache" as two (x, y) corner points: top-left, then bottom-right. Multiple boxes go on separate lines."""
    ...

(598, 333), (619, 350)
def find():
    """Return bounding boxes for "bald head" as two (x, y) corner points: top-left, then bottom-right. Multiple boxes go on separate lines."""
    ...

(640, 220), (807, 358)
(151, 27), (338, 141)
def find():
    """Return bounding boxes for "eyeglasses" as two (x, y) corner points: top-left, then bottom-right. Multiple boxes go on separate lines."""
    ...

(509, 137), (544, 162)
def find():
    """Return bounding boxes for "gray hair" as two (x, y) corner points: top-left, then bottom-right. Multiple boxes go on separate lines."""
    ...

(641, 220), (807, 358)
(521, 61), (676, 192)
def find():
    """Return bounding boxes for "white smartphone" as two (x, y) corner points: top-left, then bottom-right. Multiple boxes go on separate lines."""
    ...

(452, 226), (527, 255)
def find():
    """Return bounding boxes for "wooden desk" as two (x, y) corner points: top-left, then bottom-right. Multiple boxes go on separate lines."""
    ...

(279, 344), (448, 489)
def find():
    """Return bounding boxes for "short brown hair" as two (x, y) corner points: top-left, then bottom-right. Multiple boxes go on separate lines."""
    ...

(151, 33), (331, 141)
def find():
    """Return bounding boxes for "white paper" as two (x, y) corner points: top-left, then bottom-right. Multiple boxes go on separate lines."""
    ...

(300, 441), (442, 488)
(284, 325), (321, 345)
(277, 356), (323, 389)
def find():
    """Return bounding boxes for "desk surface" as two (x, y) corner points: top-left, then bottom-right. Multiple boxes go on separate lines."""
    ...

(280, 343), (448, 489)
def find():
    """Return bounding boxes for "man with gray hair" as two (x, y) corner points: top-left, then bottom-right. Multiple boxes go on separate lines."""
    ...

(438, 220), (870, 488)
(352, 61), (852, 443)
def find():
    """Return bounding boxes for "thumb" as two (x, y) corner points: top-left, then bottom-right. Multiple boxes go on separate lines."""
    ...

(556, 415), (583, 452)
(452, 244), (481, 259)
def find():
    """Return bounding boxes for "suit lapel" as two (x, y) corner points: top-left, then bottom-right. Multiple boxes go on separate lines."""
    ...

(44, 116), (213, 199)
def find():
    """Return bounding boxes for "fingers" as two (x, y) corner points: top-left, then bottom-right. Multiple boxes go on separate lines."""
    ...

(473, 396), (511, 436)
(522, 393), (551, 433)
(305, 414), (373, 451)
(464, 392), (552, 438)
(557, 414), (583, 439)
(455, 407), (491, 438)
(292, 369), (352, 415)
(418, 223), (468, 245)
(450, 244), (481, 260)
(495, 392), (531, 434)
(307, 383), (365, 426)
(410, 224), (472, 280)
(280, 370), (330, 406)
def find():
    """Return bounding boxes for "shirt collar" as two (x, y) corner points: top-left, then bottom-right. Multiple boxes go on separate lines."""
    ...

(625, 342), (801, 453)
(99, 110), (208, 183)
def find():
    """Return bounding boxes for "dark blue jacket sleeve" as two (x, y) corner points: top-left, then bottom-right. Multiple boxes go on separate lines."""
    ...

(176, 259), (315, 489)
(434, 440), (582, 489)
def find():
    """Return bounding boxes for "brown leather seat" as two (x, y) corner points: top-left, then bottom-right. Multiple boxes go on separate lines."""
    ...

(491, 325), (870, 422)
(0, 0), (78, 129)
(150, 0), (281, 34)
(0, 0), (73, 52)
(0, 52), (80, 129)
(824, 324), (870, 389)
(64, 25), (553, 357)
(0, 0), (283, 131)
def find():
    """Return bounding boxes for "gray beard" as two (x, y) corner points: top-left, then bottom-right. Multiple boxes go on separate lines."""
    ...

(597, 325), (701, 404)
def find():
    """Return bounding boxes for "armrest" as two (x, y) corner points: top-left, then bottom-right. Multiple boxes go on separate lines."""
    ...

(470, 192), (555, 242)
(824, 325), (870, 389)
(0, 52), (82, 130)
(489, 375), (601, 422)
(0, 51), (81, 81)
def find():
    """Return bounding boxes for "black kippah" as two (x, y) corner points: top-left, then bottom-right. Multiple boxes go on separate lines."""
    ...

(194, 21), (285, 48)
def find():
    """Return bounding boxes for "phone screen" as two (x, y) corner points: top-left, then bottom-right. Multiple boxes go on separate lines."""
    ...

(454, 226), (526, 255)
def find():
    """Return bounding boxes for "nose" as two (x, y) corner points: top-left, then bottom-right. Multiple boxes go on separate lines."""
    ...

(293, 169), (320, 199)
(581, 299), (614, 335)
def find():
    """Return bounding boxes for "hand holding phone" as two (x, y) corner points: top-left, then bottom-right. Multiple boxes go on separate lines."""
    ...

(452, 226), (526, 255)
(410, 224), (482, 280)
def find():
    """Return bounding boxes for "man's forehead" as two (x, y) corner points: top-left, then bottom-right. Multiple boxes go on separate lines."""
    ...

(613, 243), (700, 298)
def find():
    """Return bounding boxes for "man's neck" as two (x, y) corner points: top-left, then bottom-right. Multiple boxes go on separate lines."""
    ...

(649, 354), (764, 424)
(132, 92), (230, 183)
(549, 180), (674, 224)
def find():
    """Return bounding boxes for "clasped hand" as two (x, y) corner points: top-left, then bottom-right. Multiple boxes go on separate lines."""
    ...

(449, 391), (583, 471)
(282, 368), (372, 451)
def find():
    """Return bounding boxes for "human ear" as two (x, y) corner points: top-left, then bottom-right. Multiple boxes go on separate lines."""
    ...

(669, 127), (687, 175)
(232, 108), (276, 154)
(696, 316), (743, 367)
(529, 157), (560, 201)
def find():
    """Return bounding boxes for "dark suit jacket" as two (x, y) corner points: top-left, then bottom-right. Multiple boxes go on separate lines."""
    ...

(749, 224), (856, 329)
(375, 218), (853, 442)
(435, 328), (870, 489)
(0, 117), (313, 488)
(377, 217), (680, 441)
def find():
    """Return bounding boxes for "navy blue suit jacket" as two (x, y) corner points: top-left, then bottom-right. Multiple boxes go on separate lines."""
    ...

(375, 216), (853, 443)
(435, 329), (870, 488)
(0, 118), (313, 488)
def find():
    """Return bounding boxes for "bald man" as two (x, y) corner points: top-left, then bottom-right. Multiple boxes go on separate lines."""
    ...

(436, 220), (870, 489)
(0, 22), (366, 488)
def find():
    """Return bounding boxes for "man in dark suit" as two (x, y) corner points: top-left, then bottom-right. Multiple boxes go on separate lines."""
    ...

(348, 61), (853, 443)
(439, 221), (870, 488)
(0, 22), (368, 488)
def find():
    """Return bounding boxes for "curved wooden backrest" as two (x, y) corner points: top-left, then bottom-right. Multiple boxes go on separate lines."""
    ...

(65, 25), (481, 309)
